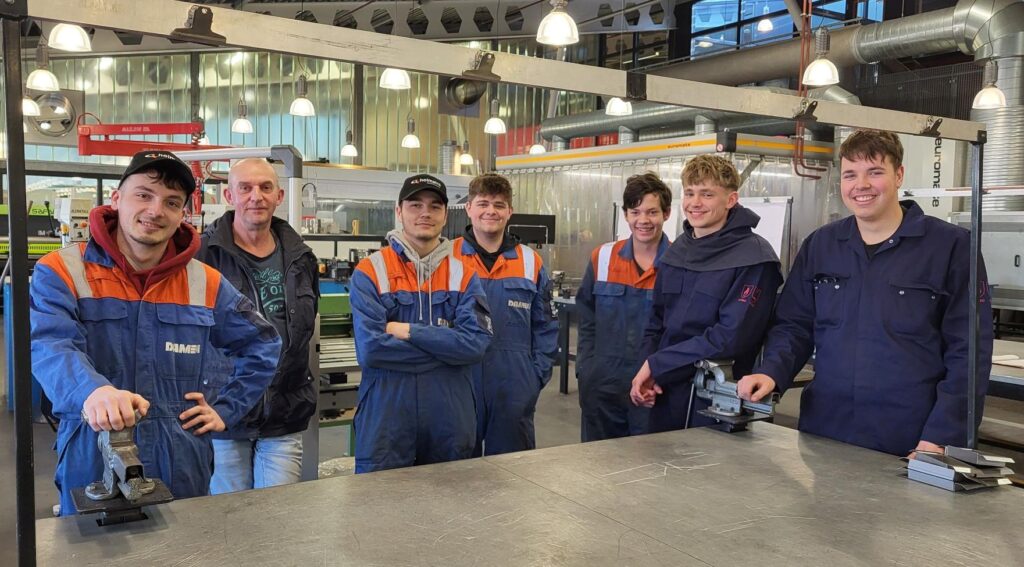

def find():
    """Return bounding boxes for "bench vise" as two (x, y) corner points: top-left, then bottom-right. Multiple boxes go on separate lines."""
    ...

(693, 359), (779, 432)
(71, 411), (174, 525)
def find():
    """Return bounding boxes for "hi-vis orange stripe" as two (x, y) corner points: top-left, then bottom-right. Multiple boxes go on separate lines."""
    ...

(591, 240), (657, 290)
(453, 242), (541, 282)
(37, 243), (220, 307)
(356, 246), (474, 294)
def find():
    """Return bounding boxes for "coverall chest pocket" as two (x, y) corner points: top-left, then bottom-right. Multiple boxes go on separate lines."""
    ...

(885, 280), (947, 336)
(79, 300), (129, 376)
(686, 277), (728, 324)
(812, 273), (849, 329)
(593, 282), (626, 350)
(501, 278), (536, 328)
(155, 304), (215, 380)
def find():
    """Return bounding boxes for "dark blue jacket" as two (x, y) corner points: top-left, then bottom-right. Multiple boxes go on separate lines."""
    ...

(642, 207), (782, 387)
(756, 201), (993, 455)
(197, 212), (320, 439)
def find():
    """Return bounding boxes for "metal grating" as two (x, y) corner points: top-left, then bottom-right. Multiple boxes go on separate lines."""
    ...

(854, 62), (984, 121)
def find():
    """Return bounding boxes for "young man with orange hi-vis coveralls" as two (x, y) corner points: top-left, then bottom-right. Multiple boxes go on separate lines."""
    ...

(350, 174), (493, 473)
(453, 174), (558, 456)
(575, 173), (673, 442)
(30, 151), (281, 515)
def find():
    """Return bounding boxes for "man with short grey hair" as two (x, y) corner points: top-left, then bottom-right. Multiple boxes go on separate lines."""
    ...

(198, 157), (320, 492)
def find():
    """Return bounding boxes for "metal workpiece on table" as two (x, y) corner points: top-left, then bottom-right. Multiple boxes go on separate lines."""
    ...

(36, 424), (1023, 566)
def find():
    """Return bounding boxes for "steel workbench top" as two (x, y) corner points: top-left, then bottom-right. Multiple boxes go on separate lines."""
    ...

(36, 424), (1021, 566)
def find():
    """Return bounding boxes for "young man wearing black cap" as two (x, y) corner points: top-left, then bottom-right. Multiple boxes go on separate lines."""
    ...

(349, 174), (493, 473)
(30, 150), (281, 514)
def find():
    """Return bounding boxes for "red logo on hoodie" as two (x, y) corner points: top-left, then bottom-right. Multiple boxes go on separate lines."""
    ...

(739, 284), (761, 306)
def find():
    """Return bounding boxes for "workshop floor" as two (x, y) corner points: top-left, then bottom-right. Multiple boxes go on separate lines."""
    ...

(2, 326), (1023, 564)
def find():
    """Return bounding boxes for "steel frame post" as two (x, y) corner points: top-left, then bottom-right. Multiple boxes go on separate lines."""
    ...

(3, 13), (37, 567)
(968, 139), (984, 449)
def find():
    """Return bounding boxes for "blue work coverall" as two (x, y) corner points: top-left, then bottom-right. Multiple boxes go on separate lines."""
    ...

(641, 207), (782, 431)
(31, 241), (281, 515)
(350, 239), (492, 473)
(576, 235), (670, 441)
(453, 237), (559, 456)
(755, 201), (994, 455)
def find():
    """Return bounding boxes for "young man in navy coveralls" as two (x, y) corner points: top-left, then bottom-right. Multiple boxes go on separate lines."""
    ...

(738, 130), (993, 457)
(631, 155), (782, 432)
(577, 173), (673, 441)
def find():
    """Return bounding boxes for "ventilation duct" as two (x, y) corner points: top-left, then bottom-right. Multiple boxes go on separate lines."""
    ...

(539, 86), (860, 142)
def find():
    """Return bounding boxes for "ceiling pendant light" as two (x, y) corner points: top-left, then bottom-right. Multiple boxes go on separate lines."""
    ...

(537, 0), (579, 46)
(22, 97), (41, 117)
(484, 99), (507, 135)
(27, 39), (60, 92)
(605, 96), (632, 117)
(379, 68), (412, 90)
(459, 141), (474, 166)
(528, 143), (547, 155)
(289, 74), (315, 116)
(972, 60), (1007, 110)
(757, 6), (774, 33)
(49, 23), (92, 53)
(802, 27), (840, 87)
(401, 117), (421, 149)
(341, 130), (359, 158)
(231, 99), (254, 134)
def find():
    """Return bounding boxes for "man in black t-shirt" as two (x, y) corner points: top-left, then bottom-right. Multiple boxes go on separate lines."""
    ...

(197, 158), (319, 493)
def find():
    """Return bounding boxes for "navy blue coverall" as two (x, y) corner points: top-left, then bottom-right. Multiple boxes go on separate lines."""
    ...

(453, 237), (559, 455)
(641, 206), (783, 432)
(576, 235), (670, 441)
(755, 201), (993, 456)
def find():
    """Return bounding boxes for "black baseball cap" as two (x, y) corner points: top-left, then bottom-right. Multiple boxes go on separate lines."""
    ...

(399, 174), (448, 205)
(118, 150), (197, 196)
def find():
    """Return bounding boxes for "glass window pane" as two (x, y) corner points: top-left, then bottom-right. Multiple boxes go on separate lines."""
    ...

(741, 0), (791, 21)
(691, 28), (739, 57)
(818, 0), (847, 14)
(692, 0), (739, 33)
(860, 0), (883, 21)
(740, 14), (794, 46)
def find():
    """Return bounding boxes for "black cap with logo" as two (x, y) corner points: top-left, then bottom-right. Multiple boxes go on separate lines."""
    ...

(398, 174), (448, 205)
(118, 150), (197, 196)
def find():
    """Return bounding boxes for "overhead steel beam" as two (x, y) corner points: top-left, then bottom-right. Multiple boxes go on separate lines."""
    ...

(26, 0), (985, 142)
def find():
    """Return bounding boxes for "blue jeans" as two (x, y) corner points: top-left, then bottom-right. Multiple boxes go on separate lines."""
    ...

(210, 433), (303, 495)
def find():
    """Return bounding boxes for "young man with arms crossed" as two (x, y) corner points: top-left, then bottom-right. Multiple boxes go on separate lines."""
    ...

(349, 174), (493, 472)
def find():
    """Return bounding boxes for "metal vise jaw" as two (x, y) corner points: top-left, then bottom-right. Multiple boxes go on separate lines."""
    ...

(84, 411), (156, 503)
(693, 359), (779, 432)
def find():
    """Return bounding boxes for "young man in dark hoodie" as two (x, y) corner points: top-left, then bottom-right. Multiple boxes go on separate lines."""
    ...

(452, 173), (559, 456)
(631, 155), (782, 432)
(30, 150), (281, 515)
(197, 158), (319, 493)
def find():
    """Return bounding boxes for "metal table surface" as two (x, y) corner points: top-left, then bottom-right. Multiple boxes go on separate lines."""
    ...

(36, 424), (1022, 566)
(990, 339), (1024, 400)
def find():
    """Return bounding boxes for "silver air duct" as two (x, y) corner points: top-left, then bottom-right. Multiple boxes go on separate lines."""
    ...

(539, 86), (859, 142)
